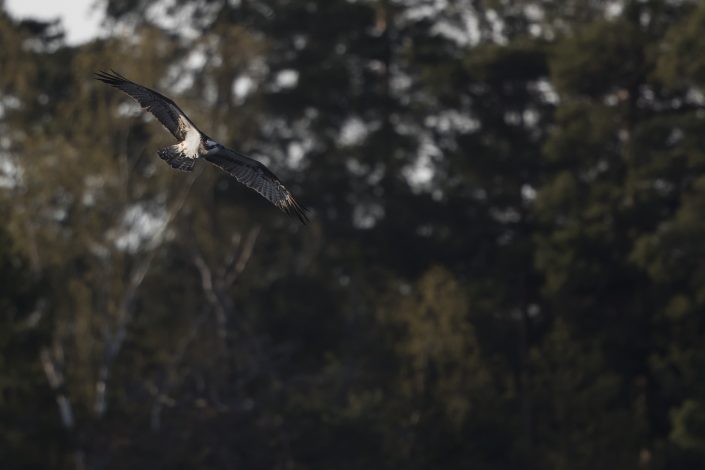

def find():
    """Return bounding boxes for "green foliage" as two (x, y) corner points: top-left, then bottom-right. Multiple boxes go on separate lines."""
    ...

(0, 229), (59, 466)
(531, 320), (645, 470)
(1, 0), (705, 469)
(379, 266), (489, 425)
(655, 1), (705, 88)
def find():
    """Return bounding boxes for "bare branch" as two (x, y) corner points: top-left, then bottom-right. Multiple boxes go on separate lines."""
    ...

(226, 226), (261, 286)
(191, 226), (260, 355)
(40, 347), (74, 430)
(94, 168), (202, 416)
(150, 306), (210, 431)
(193, 251), (230, 351)
(218, 232), (242, 280)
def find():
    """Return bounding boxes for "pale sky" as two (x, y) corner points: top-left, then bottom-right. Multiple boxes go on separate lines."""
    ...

(5, 0), (102, 45)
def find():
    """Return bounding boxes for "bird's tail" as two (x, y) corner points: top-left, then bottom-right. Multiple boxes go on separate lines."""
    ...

(157, 145), (196, 172)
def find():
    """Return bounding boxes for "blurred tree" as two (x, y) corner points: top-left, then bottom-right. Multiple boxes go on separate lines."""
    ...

(4, 0), (705, 469)
(0, 228), (60, 467)
(530, 319), (647, 469)
(535, 0), (705, 468)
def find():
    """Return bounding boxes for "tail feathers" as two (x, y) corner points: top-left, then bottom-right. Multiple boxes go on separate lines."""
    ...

(158, 145), (196, 172)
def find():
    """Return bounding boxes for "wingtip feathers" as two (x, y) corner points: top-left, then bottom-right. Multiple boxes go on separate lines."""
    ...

(94, 70), (129, 87)
(282, 194), (310, 225)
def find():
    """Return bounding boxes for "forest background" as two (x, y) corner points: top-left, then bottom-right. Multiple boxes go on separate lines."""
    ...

(2, 0), (705, 468)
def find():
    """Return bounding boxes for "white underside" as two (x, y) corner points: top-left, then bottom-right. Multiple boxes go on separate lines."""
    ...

(179, 126), (202, 159)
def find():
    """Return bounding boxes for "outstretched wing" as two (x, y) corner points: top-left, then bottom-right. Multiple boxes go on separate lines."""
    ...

(206, 148), (309, 224)
(94, 70), (199, 141)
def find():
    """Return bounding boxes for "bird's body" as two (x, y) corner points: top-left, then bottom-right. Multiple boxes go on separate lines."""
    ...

(94, 70), (309, 223)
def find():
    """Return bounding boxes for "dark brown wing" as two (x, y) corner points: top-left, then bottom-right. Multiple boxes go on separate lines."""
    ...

(206, 148), (309, 224)
(94, 70), (199, 141)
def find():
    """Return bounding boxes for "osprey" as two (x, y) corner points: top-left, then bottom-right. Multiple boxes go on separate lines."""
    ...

(95, 70), (309, 224)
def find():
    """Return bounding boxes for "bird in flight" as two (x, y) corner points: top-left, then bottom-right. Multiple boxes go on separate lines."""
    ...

(95, 70), (309, 224)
